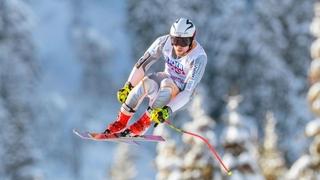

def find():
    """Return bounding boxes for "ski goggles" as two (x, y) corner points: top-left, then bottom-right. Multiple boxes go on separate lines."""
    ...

(171, 36), (192, 47)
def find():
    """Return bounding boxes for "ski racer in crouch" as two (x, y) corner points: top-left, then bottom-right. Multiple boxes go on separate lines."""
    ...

(104, 18), (207, 136)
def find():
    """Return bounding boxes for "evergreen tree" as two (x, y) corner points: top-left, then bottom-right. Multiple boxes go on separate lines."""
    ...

(127, 0), (315, 171)
(251, 0), (314, 159)
(73, 27), (113, 100)
(309, 0), (320, 117)
(259, 112), (287, 180)
(254, 0), (314, 79)
(71, 0), (114, 101)
(154, 125), (183, 180)
(70, 0), (115, 135)
(127, 0), (169, 60)
(0, 0), (41, 179)
(288, 1), (320, 179)
(220, 95), (263, 179)
(109, 144), (137, 180)
(181, 87), (219, 179)
(286, 118), (320, 179)
(203, 0), (314, 161)
(69, 0), (116, 178)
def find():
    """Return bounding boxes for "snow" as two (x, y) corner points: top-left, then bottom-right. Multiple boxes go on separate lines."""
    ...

(286, 154), (312, 179)
(305, 118), (320, 137)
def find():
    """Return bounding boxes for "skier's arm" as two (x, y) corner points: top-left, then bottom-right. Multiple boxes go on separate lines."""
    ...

(167, 54), (207, 113)
(127, 35), (169, 86)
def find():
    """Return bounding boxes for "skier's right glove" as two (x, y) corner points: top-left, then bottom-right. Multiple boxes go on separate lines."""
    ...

(117, 82), (134, 103)
(149, 106), (171, 125)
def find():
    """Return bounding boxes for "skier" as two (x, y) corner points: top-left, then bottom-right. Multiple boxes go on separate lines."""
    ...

(104, 18), (207, 136)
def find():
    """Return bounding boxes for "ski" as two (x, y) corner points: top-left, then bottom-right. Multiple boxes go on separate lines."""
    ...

(73, 129), (139, 145)
(73, 129), (165, 143)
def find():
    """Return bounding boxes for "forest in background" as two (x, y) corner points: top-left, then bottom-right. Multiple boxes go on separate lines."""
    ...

(0, 0), (319, 179)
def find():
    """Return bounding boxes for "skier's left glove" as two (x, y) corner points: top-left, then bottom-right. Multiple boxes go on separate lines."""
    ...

(149, 106), (171, 125)
(117, 82), (134, 103)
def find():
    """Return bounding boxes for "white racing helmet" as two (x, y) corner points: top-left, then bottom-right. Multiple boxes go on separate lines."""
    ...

(170, 18), (196, 47)
(170, 18), (196, 38)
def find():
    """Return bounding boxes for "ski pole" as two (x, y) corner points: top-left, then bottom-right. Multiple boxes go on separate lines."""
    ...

(164, 120), (232, 176)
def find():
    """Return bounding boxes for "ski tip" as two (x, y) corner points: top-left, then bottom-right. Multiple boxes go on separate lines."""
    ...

(73, 129), (84, 136)
(227, 171), (232, 176)
(72, 129), (79, 134)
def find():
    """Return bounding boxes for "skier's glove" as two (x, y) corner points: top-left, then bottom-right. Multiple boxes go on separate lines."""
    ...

(117, 82), (133, 103)
(150, 106), (171, 126)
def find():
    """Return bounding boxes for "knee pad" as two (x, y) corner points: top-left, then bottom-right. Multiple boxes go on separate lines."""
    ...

(150, 78), (179, 109)
(160, 78), (179, 98)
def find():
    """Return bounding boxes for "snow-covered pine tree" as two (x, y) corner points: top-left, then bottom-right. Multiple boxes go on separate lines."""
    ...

(72, 27), (113, 100)
(68, 1), (116, 177)
(309, 0), (320, 118)
(70, 0), (116, 136)
(254, 0), (314, 79)
(202, 0), (313, 162)
(180, 87), (219, 179)
(154, 125), (183, 180)
(0, 0), (41, 179)
(109, 143), (137, 180)
(286, 118), (320, 179)
(220, 95), (263, 180)
(259, 112), (287, 180)
(127, 0), (315, 175)
(127, 0), (169, 60)
(71, 0), (113, 101)
(250, 0), (314, 160)
(287, 1), (320, 179)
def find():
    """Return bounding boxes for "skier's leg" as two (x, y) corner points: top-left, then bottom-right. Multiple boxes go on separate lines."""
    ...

(150, 78), (180, 109)
(124, 75), (159, 112)
(125, 74), (178, 136)
(105, 74), (159, 134)
(137, 78), (179, 127)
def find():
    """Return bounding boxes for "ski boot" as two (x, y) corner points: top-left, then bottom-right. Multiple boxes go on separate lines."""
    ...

(104, 111), (132, 134)
(120, 112), (151, 137)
